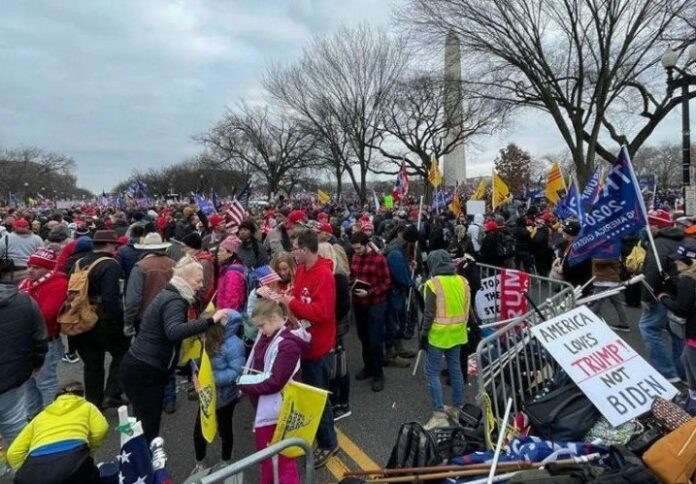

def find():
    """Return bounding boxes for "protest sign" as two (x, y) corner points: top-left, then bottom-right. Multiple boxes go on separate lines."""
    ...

(466, 200), (486, 216)
(475, 275), (499, 320)
(499, 270), (530, 320)
(530, 305), (678, 426)
(383, 195), (394, 209)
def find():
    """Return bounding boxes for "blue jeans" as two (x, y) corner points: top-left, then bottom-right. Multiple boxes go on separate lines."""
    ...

(639, 302), (685, 380)
(385, 288), (407, 349)
(355, 302), (387, 377)
(425, 345), (464, 411)
(26, 338), (64, 418)
(0, 380), (29, 447)
(302, 353), (337, 450)
(163, 371), (177, 406)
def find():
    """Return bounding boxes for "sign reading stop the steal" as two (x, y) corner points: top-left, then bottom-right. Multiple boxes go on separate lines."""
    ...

(530, 305), (678, 426)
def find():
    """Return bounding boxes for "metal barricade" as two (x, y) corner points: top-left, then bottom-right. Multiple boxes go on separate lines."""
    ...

(474, 264), (578, 449)
(185, 438), (315, 484)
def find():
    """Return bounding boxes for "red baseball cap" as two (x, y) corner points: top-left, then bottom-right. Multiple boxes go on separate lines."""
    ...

(287, 210), (307, 228)
(319, 223), (333, 234)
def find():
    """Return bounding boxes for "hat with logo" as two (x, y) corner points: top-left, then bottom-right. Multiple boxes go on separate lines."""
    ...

(27, 247), (58, 270)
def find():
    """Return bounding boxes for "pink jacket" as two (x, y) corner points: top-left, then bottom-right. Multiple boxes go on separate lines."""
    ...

(216, 263), (246, 312)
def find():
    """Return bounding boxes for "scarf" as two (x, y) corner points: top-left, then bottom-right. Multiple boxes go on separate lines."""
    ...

(170, 275), (196, 304)
(18, 271), (55, 293)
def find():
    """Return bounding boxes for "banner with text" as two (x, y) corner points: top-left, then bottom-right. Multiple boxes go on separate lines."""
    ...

(475, 275), (499, 321)
(530, 305), (678, 426)
(499, 270), (530, 321)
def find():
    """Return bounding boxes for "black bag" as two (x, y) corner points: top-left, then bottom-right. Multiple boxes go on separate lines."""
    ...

(523, 382), (600, 442)
(0, 234), (14, 274)
(626, 427), (663, 457)
(588, 445), (659, 483)
(430, 426), (485, 463)
(496, 230), (516, 259)
(386, 422), (440, 469)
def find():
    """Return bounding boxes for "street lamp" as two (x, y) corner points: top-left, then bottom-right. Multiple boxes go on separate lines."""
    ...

(662, 46), (696, 189)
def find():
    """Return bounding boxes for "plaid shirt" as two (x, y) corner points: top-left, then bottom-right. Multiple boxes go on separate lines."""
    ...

(350, 248), (392, 307)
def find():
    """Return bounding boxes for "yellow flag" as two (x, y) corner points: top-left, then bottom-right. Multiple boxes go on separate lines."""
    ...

(178, 336), (203, 365)
(428, 156), (442, 188)
(545, 161), (566, 204)
(271, 380), (329, 457)
(471, 180), (487, 201)
(198, 349), (217, 444)
(450, 183), (462, 217)
(492, 171), (511, 210)
(317, 189), (331, 205)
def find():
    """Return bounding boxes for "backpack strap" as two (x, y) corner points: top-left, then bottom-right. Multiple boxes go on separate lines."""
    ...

(77, 256), (113, 274)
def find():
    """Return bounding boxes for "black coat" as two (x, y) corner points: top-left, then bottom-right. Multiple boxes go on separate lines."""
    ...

(128, 284), (211, 372)
(641, 227), (683, 302)
(661, 275), (696, 340)
(0, 283), (47, 394)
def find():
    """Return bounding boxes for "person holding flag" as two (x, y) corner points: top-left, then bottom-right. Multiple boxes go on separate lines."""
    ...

(238, 299), (311, 484)
(190, 311), (245, 475)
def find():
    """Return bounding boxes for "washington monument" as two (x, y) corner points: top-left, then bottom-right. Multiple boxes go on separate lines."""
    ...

(443, 31), (466, 185)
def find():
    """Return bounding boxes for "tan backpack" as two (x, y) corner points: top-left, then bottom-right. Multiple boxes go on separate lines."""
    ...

(58, 257), (111, 336)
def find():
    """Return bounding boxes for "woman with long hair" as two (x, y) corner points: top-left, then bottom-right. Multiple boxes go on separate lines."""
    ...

(270, 251), (296, 293)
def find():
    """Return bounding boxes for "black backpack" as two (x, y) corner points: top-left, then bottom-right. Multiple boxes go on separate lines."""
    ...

(496, 230), (516, 259)
(386, 422), (441, 469)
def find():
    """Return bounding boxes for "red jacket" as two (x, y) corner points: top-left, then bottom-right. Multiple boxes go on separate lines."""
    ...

(56, 239), (78, 273)
(289, 257), (336, 361)
(18, 271), (69, 338)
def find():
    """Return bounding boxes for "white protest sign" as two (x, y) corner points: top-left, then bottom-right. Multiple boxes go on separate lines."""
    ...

(466, 200), (486, 215)
(530, 305), (678, 426)
(475, 275), (499, 320)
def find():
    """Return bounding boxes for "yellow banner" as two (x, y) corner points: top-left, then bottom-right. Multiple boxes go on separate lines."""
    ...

(198, 349), (217, 444)
(178, 336), (202, 365)
(271, 380), (329, 457)
(471, 179), (487, 201)
(428, 156), (442, 188)
(492, 172), (511, 210)
(317, 189), (331, 205)
(545, 161), (566, 204)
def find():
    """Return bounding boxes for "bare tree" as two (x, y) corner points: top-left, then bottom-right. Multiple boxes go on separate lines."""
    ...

(265, 24), (407, 203)
(633, 143), (696, 189)
(402, 0), (696, 184)
(198, 104), (317, 198)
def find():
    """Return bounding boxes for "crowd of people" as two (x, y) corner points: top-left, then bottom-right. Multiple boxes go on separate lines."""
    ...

(1, 194), (696, 482)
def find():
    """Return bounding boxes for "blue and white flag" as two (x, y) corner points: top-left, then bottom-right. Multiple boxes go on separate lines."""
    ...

(372, 189), (380, 210)
(237, 182), (252, 208)
(580, 166), (603, 211)
(431, 191), (453, 212)
(212, 190), (222, 211)
(555, 176), (584, 222)
(194, 195), (215, 216)
(525, 188), (545, 200)
(567, 146), (647, 266)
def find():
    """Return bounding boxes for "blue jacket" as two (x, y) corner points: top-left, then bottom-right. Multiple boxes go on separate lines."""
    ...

(211, 311), (245, 408)
(385, 240), (413, 289)
(116, 242), (143, 286)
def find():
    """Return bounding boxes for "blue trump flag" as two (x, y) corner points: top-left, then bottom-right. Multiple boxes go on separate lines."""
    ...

(555, 176), (584, 222)
(194, 194), (215, 216)
(580, 166), (602, 211)
(567, 146), (647, 266)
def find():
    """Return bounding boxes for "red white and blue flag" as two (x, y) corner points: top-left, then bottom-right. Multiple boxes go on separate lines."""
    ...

(254, 265), (281, 286)
(225, 200), (247, 230)
(392, 161), (409, 201)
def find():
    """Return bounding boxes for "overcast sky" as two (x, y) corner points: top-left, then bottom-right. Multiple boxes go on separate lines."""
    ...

(1, 1), (694, 193)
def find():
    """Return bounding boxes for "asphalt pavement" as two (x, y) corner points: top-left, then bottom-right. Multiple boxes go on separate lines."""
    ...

(46, 299), (648, 484)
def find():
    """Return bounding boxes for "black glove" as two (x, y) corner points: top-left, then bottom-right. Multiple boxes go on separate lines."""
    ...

(420, 334), (429, 350)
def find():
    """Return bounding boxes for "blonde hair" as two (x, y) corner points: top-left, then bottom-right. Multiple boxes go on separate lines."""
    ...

(332, 244), (350, 276)
(676, 259), (696, 279)
(317, 242), (337, 273)
(271, 251), (296, 278)
(173, 255), (203, 279)
(251, 298), (287, 321)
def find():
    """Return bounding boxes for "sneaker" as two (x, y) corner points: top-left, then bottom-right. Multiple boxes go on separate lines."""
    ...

(609, 324), (630, 333)
(333, 405), (352, 422)
(102, 396), (128, 409)
(62, 353), (80, 364)
(313, 446), (339, 469)
(355, 369), (371, 381)
(371, 376), (385, 392)
(163, 401), (176, 414)
(189, 462), (207, 476)
(424, 411), (449, 430)
(444, 405), (460, 422)
(668, 376), (684, 384)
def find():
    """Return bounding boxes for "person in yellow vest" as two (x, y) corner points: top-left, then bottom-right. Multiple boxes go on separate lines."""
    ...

(420, 250), (471, 430)
(6, 381), (108, 484)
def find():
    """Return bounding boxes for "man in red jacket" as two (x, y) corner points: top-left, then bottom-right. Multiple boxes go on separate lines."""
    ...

(18, 247), (69, 418)
(281, 230), (338, 468)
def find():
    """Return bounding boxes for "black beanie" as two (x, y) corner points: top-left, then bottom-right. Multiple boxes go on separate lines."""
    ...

(182, 232), (202, 250)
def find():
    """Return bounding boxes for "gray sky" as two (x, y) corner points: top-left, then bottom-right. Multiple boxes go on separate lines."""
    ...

(1, 1), (693, 193)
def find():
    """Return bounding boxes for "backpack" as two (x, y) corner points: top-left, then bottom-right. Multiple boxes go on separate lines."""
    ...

(386, 422), (441, 469)
(496, 230), (516, 259)
(57, 257), (111, 336)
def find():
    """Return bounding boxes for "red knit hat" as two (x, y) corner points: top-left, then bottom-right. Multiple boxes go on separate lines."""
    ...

(209, 213), (224, 228)
(319, 223), (333, 234)
(287, 210), (307, 228)
(27, 247), (58, 270)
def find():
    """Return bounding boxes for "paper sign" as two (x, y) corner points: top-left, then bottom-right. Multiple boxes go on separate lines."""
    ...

(530, 305), (678, 426)
(466, 200), (486, 215)
(475, 275), (499, 320)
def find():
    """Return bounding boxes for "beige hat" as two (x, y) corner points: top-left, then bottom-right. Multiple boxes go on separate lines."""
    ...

(134, 232), (171, 251)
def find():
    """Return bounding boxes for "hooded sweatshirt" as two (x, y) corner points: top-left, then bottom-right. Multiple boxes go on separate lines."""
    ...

(0, 283), (47, 394)
(6, 394), (108, 469)
(288, 256), (336, 360)
(467, 214), (485, 253)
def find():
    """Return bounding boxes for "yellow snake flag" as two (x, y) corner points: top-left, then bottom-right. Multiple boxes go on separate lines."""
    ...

(492, 171), (511, 210)
(198, 349), (217, 444)
(471, 179), (487, 201)
(271, 380), (329, 457)
(178, 336), (203, 365)
(317, 189), (331, 205)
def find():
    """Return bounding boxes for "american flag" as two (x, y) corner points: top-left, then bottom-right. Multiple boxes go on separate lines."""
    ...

(392, 161), (409, 200)
(225, 200), (247, 229)
(254, 265), (281, 286)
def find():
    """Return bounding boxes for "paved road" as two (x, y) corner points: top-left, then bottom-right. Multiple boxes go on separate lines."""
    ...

(47, 298), (650, 484)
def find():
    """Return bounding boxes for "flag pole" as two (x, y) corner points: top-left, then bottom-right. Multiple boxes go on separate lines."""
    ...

(625, 147), (663, 274)
(410, 195), (424, 377)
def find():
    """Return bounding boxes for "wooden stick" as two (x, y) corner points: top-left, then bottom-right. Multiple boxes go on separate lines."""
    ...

(344, 460), (533, 477)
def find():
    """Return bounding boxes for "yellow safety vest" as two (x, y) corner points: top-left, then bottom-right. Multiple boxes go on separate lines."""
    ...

(424, 275), (470, 349)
